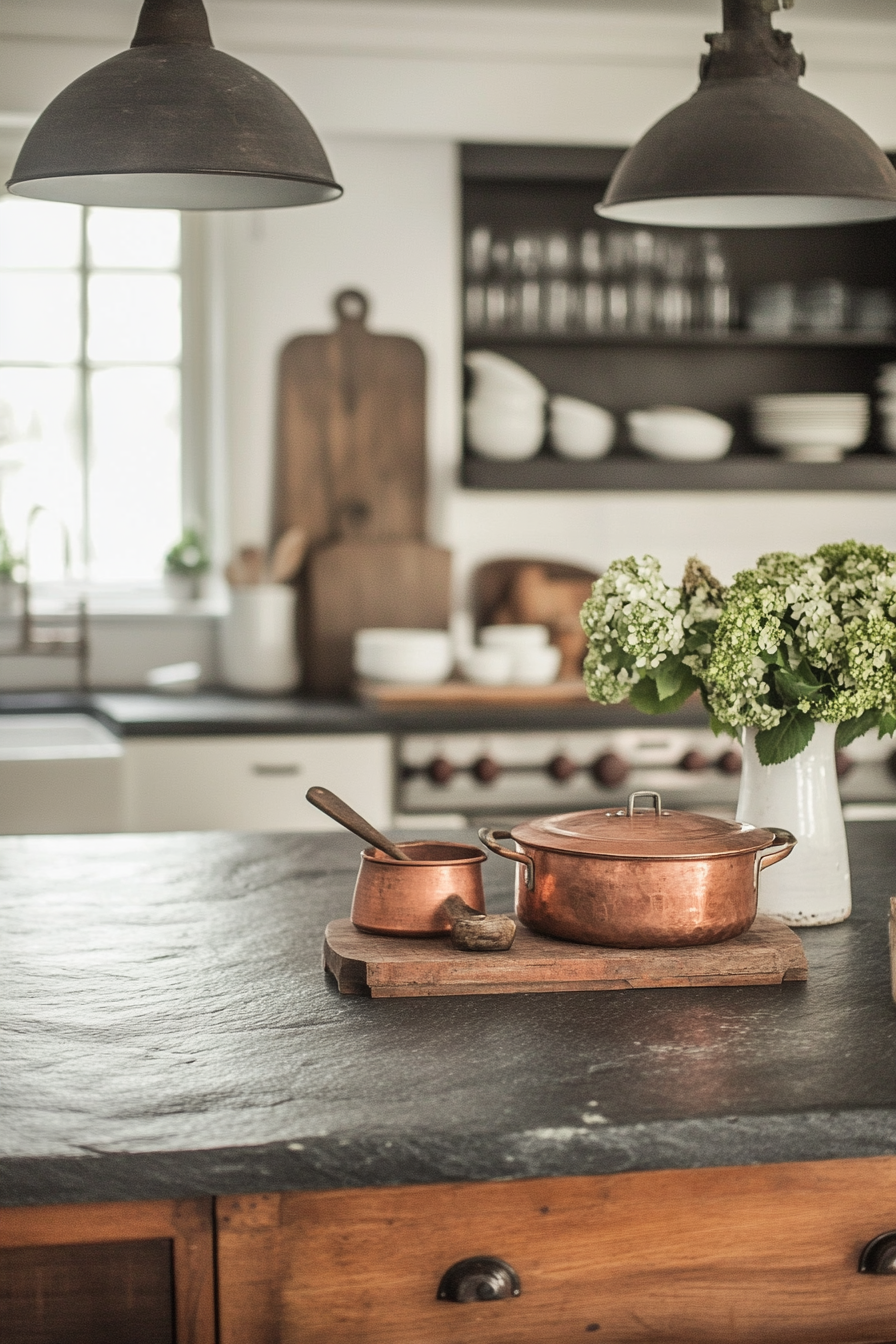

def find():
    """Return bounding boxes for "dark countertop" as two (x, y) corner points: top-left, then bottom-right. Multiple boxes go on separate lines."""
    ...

(3, 823), (896, 1208)
(0, 688), (709, 737)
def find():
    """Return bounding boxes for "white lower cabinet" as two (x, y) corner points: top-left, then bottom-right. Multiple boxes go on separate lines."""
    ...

(122, 734), (393, 832)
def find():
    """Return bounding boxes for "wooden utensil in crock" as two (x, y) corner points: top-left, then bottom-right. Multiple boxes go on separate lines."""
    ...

(480, 790), (796, 949)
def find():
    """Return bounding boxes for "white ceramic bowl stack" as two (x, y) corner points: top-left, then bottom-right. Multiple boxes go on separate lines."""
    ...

(460, 624), (561, 687)
(750, 394), (870, 463)
(548, 396), (615, 460)
(353, 629), (453, 685)
(626, 406), (734, 461)
(876, 364), (896, 452)
(464, 350), (546, 461)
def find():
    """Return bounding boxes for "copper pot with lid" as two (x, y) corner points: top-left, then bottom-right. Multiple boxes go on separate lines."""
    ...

(480, 790), (795, 949)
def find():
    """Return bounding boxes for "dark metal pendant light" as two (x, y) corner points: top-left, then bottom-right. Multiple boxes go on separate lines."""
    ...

(6, 0), (341, 210)
(598, 0), (896, 228)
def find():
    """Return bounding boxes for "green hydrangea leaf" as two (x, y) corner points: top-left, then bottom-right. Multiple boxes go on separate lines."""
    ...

(653, 656), (688, 701)
(629, 666), (699, 715)
(710, 714), (737, 738)
(754, 711), (815, 765)
(836, 711), (880, 750)
(878, 711), (896, 739)
(774, 667), (823, 703)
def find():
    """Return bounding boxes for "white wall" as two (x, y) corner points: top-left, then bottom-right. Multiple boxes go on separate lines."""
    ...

(5, 0), (896, 608)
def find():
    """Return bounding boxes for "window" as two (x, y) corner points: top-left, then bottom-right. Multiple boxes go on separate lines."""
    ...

(0, 197), (183, 584)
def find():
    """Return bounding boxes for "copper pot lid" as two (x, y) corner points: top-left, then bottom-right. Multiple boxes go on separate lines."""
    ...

(511, 791), (776, 861)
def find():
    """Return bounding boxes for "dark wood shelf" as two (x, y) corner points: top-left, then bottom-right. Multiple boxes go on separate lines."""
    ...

(461, 451), (896, 492)
(463, 329), (896, 349)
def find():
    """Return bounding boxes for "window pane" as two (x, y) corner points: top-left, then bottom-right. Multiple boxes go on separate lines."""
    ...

(0, 367), (83, 579)
(89, 366), (180, 582)
(0, 273), (81, 363)
(87, 208), (180, 270)
(0, 197), (82, 270)
(87, 273), (181, 364)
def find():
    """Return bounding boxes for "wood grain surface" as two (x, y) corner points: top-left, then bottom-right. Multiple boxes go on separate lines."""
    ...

(0, 1199), (215, 1344)
(354, 676), (590, 707)
(274, 290), (426, 550)
(215, 1159), (896, 1343)
(323, 913), (808, 997)
(303, 538), (451, 694)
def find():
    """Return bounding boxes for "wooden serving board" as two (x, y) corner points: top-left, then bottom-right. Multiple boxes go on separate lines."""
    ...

(355, 677), (591, 709)
(323, 915), (808, 998)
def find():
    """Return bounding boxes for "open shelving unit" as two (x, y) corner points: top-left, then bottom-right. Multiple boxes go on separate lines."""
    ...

(460, 143), (896, 493)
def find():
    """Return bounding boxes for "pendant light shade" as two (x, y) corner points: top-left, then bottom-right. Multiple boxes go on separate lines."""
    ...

(598, 0), (896, 229)
(6, 0), (341, 210)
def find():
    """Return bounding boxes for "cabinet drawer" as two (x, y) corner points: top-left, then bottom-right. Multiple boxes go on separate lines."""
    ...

(123, 734), (391, 832)
(216, 1160), (896, 1344)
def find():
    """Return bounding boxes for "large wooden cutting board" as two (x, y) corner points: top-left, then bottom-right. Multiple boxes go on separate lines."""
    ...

(303, 539), (451, 695)
(274, 290), (427, 548)
(323, 915), (808, 997)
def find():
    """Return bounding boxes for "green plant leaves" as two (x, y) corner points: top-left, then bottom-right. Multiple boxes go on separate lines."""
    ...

(773, 666), (822, 703)
(836, 711), (880, 750)
(754, 710), (815, 765)
(629, 662), (700, 715)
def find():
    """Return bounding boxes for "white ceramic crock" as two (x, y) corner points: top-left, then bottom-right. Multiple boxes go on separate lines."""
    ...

(220, 584), (299, 693)
(736, 721), (851, 926)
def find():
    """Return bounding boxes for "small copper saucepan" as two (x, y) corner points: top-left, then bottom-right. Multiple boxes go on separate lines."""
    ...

(351, 841), (487, 936)
(480, 790), (796, 949)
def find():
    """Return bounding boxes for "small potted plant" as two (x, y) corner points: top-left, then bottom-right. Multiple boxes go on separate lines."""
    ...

(0, 524), (23, 617)
(580, 543), (896, 927)
(164, 527), (210, 602)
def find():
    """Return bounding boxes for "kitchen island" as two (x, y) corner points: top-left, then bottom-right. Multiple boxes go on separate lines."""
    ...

(3, 824), (896, 1342)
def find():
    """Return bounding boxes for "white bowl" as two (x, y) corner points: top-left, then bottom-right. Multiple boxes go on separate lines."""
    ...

(480, 624), (550, 650)
(549, 396), (615, 460)
(466, 405), (544, 461)
(627, 407), (734, 462)
(465, 349), (547, 400)
(460, 646), (514, 686)
(509, 644), (562, 686)
(353, 628), (453, 685)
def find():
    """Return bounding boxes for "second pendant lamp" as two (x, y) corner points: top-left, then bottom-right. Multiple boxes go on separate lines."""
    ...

(599, 0), (896, 229)
(6, 0), (342, 211)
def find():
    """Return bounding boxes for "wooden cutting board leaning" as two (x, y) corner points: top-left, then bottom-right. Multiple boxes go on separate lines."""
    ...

(274, 289), (450, 694)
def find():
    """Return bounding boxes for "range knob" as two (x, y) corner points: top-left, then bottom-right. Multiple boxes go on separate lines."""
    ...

(472, 756), (501, 784)
(547, 754), (578, 782)
(591, 752), (629, 788)
(716, 749), (742, 775)
(679, 749), (710, 773)
(835, 750), (853, 779)
(428, 756), (455, 786)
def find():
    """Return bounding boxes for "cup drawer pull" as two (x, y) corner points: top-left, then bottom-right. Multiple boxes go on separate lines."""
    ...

(860, 1232), (896, 1273)
(437, 1257), (520, 1303)
(252, 764), (301, 777)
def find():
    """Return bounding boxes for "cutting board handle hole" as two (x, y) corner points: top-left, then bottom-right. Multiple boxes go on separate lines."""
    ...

(335, 289), (369, 324)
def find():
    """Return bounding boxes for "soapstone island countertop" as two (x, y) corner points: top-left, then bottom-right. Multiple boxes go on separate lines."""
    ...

(0, 688), (709, 737)
(2, 823), (896, 1209)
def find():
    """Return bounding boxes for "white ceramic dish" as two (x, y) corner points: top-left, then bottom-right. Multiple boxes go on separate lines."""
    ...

(464, 350), (547, 400)
(460, 646), (515, 686)
(627, 406), (734, 462)
(480, 624), (550, 650)
(353, 628), (453, 685)
(549, 396), (615, 460)
(509, 644), (562, 686)
(466, 405), (544, 460)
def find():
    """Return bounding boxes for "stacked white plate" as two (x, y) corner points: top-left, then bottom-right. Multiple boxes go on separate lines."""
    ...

(751, 394), (870, 463)
(464, 350), (546, 461)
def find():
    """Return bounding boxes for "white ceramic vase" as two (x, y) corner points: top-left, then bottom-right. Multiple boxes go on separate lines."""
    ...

(220, 584), (299, 694)
(736, 721), (851, 926)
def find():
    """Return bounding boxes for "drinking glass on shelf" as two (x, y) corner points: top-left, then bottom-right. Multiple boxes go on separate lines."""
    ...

(655, 282), (692, 333)
(510, 233), (543, 278)
(607, 282), (628, 332)
(485, 284), (508, 331)
(506, 280), (541, 333)
(796, 279), (848, 333)
(465, 283), (486, 331)
(543, 279), (574, 333)
(854, 288), (896, 333)
(701, 282), (735, 331)
(580, 281), (607, 333)
(746, 283), (796, 335)
(628, 278), (654, 334)
(465, 227), (492, 277)
(580, 230), (603, 277)
(543, 232), (573, 276)
(605, 230), (632, 278)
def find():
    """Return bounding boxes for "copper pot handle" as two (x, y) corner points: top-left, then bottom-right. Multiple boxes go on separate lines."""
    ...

(757, 826), (797, 872)
(478, 828), (535, 891)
